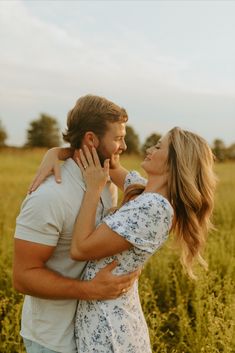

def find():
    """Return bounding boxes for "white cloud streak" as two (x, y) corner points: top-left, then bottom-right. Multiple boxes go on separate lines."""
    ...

(0, 0), (234, 146)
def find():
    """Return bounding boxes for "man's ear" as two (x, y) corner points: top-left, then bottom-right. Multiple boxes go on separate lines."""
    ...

(83, 132), (99, 148)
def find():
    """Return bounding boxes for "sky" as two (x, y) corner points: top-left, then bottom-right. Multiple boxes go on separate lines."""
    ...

(0, 0), (235, 147)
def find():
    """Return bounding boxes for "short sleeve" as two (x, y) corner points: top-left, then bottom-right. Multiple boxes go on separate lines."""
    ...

(14, 189), (65, 246)
(124, 171), (147, 192)
(103, 193), (173, 254)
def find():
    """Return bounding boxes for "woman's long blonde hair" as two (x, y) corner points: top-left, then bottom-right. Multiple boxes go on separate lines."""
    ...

(122, 127), (216, 279)
(167, 127), (216, 278)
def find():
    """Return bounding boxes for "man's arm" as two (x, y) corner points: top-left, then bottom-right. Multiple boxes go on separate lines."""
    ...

(13, 239), (139, 300)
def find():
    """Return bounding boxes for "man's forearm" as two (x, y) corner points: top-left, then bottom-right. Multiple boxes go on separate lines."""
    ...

(13, 262), (137, 301)
(14, 266), (94, 300)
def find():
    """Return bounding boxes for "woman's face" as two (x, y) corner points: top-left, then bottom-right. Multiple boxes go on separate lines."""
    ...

(141, 133), (169, 176)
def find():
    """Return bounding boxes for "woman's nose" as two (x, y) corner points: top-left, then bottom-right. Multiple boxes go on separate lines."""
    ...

(146, 147), (153, 154)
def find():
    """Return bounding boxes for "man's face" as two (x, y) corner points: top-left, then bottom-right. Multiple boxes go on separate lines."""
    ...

(97, 122), (127, 164)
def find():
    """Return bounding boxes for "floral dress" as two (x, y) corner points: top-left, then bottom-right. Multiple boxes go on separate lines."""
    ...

(75, 171), (174, 353)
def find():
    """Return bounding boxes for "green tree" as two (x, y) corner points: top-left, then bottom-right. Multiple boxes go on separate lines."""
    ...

(142, 133), (162, 154)
(226, 143), (235, 160)
(26, 114), (61, 147)
(0, 120), (8, 147)
(212, 139), (226, 162)
(124, 125), (140, 154)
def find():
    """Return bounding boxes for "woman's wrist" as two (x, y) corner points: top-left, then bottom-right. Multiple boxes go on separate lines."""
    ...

(85, 189), (102, 201)
(46, 147), (73, 161)
(45, 147), (60, 157)
(58, 147), (74, 161)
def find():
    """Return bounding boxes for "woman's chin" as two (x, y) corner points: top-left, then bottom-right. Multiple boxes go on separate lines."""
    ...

(140, 161), (146, 170)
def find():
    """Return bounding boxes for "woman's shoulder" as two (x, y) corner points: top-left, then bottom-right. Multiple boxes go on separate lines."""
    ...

(134, 192), (174, 217)
(124, 170), (147, 191)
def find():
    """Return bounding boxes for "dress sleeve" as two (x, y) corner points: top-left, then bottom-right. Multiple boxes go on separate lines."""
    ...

(124, 171), (147, 192)
(103, 193), (172, 254)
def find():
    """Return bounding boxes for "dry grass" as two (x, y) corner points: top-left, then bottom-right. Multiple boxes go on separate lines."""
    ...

(0, 149), (234, 352)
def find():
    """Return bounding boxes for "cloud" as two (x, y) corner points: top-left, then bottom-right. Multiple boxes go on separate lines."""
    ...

(1, 1), (234, 97)
(0, 1), (234, 146)
(0, 1), (83, 72)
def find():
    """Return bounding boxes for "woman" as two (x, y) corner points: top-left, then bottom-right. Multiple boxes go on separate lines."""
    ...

(30, 127), (216, 352)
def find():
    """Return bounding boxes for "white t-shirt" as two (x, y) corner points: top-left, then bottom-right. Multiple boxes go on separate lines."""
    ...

(14, 158), (117, 353)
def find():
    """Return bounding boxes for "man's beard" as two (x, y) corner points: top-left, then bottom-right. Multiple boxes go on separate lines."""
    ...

(96, 145), (109, 166)
(96, 141), (122, 166)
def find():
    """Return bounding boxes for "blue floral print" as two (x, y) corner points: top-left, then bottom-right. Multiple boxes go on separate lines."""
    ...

(75, 171), (174, 353)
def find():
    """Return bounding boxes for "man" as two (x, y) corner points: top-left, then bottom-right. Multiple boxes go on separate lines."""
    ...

(13, 95), (139, 353)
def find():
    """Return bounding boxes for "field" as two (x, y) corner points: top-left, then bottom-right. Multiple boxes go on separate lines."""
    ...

(0, 148), (234, 353)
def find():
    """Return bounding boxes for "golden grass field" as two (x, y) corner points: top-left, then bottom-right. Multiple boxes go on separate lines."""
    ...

(0, 148), (234, 352)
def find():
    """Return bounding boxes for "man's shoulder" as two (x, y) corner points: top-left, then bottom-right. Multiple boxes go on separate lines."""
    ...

(36, 164), (77, 195)
(34, 176), (64, 199)
(29, 164), (84, 206)
(22, 175), (68, 212)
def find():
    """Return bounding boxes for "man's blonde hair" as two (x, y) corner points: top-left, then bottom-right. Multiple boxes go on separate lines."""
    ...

(63, 95), (128, 148)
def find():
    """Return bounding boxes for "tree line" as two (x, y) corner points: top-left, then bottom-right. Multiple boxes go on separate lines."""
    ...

(0, 115), (234, 161)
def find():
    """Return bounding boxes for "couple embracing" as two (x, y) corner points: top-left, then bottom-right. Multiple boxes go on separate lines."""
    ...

(13, 95), (216, 353)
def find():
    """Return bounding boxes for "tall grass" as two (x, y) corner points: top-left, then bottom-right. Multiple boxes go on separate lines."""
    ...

(0, 149), (234, 352)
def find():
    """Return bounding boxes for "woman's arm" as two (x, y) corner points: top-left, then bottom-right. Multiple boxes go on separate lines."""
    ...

(28, 147), (74, 193)
(109, 154), (128, 192)
(71, 146), (132, 261)
(29, 145), (129, 194)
